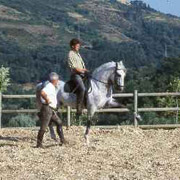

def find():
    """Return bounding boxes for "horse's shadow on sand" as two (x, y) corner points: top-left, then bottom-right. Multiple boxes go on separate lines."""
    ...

(0, 135), (36, 147)
(0, 135), (19, 142)
(0, 143), (18, 147)
(0, 135), (36, 142)
(0, 135), (64, 149)
(0, 136), (18, 147)
(33, 144), (61, 149)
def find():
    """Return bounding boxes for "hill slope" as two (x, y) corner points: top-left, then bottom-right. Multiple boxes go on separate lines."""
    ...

(0, 0), (180, 83)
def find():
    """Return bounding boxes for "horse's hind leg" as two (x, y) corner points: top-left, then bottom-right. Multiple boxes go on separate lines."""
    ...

(84, 118), (91, 146)
(106, 99), (126, 108)
(84, 107), (95, 146)
(49, 122), (57, 141)
(85, 116), (91, 137)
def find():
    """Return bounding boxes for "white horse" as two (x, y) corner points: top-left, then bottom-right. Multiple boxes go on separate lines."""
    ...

(36, 61), (127, 145)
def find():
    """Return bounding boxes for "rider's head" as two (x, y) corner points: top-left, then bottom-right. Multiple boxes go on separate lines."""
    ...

(70, 38), (81, 52)
(49, 72), (59, 86)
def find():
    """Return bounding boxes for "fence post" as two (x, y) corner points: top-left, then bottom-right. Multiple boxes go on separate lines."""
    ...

(67, 106), (71, 128)
(0, 92), (2, 128)
(134, 90), (138, 127)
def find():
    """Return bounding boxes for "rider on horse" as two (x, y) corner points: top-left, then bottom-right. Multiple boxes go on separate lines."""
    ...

(67, 38), (89, 118)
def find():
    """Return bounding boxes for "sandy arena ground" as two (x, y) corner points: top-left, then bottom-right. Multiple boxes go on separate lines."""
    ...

(1, 126), (180, 180)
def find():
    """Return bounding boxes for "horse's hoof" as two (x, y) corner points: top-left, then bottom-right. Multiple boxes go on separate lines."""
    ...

(136, 114), (143, 122)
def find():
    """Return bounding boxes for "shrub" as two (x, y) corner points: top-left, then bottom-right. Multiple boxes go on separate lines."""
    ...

(7, 114), (36, 127)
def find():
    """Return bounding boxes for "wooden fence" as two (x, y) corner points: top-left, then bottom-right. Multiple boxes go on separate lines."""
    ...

(1, 90), (180, 129)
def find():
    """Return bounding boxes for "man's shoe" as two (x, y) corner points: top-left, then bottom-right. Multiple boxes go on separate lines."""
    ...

(36, 130), (45, 148)
(36, 143), (44, 148)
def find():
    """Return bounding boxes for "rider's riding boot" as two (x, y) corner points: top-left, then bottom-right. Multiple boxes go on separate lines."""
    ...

(36, 130), (45, 148)
(76, 109), (82, 123)
(76, 103), (83, 116)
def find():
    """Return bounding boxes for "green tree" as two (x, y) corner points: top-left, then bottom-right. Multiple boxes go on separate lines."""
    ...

(156, 77), (180, 123)
(157, 77), (180, 108)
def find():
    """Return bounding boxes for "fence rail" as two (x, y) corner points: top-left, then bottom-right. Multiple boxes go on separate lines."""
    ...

(0, 91), (180, 129)
(2, 94), (36, 98)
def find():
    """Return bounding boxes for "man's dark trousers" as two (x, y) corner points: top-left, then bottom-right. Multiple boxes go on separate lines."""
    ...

(37, 104), (64, 147)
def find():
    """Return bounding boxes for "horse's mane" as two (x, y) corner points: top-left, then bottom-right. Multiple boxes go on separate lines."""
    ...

(92, 61), (115, 76)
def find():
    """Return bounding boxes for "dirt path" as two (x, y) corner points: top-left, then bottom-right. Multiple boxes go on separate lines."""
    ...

(0, 127), (180, 180)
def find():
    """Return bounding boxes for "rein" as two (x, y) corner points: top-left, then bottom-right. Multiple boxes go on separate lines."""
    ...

(87, 75), (110, 94)
(90, 76), (109, 85)
(89, 64), (125, 86)
(91, 76), (124, 88)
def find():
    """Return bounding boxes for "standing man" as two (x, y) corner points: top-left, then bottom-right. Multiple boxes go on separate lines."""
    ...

(36, 72), (65, 148)
(67, 38), (88, 118)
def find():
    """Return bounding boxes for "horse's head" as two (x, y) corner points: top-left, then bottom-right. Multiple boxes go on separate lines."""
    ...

(110, 61), (127, 92)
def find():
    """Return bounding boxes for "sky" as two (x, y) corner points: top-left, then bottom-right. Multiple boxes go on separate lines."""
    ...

(130, 0), (180, 17)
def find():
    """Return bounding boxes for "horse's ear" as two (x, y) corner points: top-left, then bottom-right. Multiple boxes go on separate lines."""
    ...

(119, 61), (126, 70)
(116, 61), (122, 69)
(119, 61), (123, 66)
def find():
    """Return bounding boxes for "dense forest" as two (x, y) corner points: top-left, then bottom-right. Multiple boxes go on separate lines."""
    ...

(0, 0), (180, 127)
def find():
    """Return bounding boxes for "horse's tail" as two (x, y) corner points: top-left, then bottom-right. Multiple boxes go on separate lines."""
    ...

(36, 83), (43, 110)
(35, 81), (50, 109)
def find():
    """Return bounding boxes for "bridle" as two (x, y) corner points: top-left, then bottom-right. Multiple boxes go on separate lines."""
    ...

(114, 62), (125, 89)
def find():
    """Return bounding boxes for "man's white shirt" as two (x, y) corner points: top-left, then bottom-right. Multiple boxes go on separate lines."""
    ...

(40, 82), (57, 109)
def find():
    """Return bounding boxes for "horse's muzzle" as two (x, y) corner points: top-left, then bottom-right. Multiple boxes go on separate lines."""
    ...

(115, 85), (124, 92)
(119, 86), (124, 92)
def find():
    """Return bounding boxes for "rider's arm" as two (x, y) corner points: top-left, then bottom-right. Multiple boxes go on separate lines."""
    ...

(40, 90), (51, 104)
(74, 68), (88, 74)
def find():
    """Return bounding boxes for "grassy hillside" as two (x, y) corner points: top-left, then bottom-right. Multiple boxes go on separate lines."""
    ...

(0, 0), (180, 83)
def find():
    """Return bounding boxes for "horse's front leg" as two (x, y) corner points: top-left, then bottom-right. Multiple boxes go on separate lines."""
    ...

(84, 106), (96, 146)
(106, 98), (126, 108)
(84, 115), (91, 145)
(49, 122), (57, 141)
